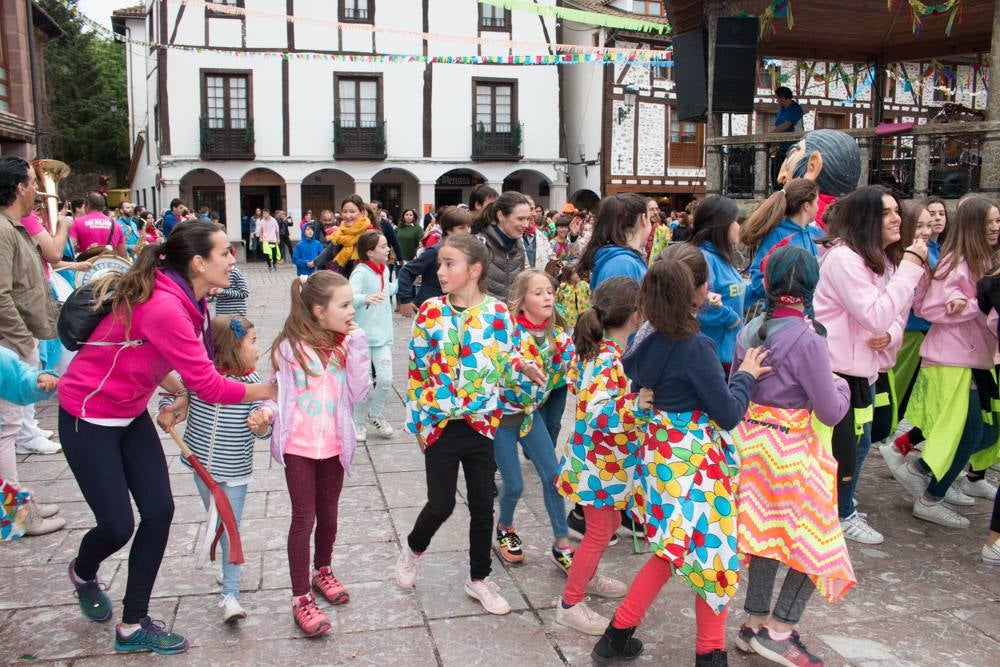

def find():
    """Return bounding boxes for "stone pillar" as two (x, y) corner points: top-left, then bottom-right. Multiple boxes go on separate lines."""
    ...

(160, 180), (181, 208)
(913, 135), (931, 199)
(548, 183), (568, 212)
(857, 138), (871, 189)
(285, 180), (303, 240)
(489, 180), (505, 195)
(979, 0), (1000, 195)
(753, 145), (769, 198)
(418, 181), (437, 217)
(703, 3), (723, 196)
(354, 178), (372, 201)
(224, 179), (243, 259)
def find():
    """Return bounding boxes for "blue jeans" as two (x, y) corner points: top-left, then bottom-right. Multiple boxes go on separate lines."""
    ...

(193, 474), (248, 598)
(494, 416), (568, 540)
(922, 387), (998, 499)
(535, 384), (568, 447)
(838, 384), (875, 519)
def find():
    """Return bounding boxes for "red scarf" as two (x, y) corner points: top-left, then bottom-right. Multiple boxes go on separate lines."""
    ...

(516, 314), (548, 330)
(814, 192), (838, 230)
(772, 306), (804, 319)
(364, 260), (386, 290)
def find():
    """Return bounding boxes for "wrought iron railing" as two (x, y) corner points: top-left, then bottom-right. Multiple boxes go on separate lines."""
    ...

(472, 122), (523, 160)
(199, 117), (255, 160)
(333, 118), (387, 159)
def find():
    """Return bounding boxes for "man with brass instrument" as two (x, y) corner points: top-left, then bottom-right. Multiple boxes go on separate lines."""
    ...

(0, 156), (65, 535)
(70, 192), (127, 261)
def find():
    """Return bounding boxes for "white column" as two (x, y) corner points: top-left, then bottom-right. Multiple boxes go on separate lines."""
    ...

(354, 178), (372, 201)
(548, 183), (568, 212)
(224, 180), (243, 258)
(489, 180), (505, 194)
(285, 180), (303, 240)
(160, 180), (181, 208)
(418, 181), (437, 218)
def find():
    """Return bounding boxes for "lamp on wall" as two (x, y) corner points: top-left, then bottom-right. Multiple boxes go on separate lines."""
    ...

(617, 84), (639, 124)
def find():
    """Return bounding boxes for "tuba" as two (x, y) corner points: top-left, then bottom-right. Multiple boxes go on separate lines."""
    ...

(32, 159), (70, 234)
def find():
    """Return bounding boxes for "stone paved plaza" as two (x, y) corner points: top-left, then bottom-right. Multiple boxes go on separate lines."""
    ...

(2, 263), (1000, 666)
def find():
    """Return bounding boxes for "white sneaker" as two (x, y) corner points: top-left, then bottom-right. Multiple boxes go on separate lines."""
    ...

(982, 541), (1000, 565)
(555, 601), (609, 635)
(20, 491), (59, 518)
(370, 416), (395, 438)
(913, 497), (970, 528)
(840, 511), (884, 545)
(219, 594), (247, 623)
(889, 459), (930, 501)
(960, 477), (999, 500)
(944, 484), (976, 507)
(15, 436), (61, 455)
(394, 545), (422, 589)
(464, 578), (511, 615)
(878, 442), (907, 473)
(585, 574), (628, 599)
(23, 499), (66, 536)
(354, 423), (367, 443)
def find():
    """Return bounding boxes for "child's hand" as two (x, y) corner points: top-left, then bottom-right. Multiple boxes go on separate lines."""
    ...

(521, 361), (546, 386)
(247, 409), (272, 434)
(637, 387), (654, 410)
(157, 394), (189, 430)
(707, 292), (723, 308)
(738, 346), (772, 379)
(37, 373), (58, 392)
(946, 298), (968, 315)
(867, 332), (891, 351)
(365, 294), (384, 305)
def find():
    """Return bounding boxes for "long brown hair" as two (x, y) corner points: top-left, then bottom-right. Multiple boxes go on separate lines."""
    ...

(576, 193), (648, 276)
(740, 178), (819, 246)
(934, 195), (998, 283)
(824, 185), (900, 275)
(643, 243), (705, 341)
(507, 269), (563, 347)
(211, 315), (255, 376)
(898, 200), (928, 252)
(271, 271), (350, 375)
(573, 276), (639, 360)
(441, 233), (490, 292)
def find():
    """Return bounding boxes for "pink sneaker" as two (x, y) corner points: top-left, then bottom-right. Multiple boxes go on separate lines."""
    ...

(312, 566), (350, 605)
(292, 594), (331, 637)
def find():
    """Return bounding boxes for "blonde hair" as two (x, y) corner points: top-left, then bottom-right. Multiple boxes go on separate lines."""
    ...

(507, 270), (563, 348)
(271, 271), (350, 375)
(211, 315), (255, 375)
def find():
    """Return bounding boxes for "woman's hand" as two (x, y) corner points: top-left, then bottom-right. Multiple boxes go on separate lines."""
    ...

(946, 298), (968, 315)
(37, 373), (58, 392)
(707, 292), (723, 308)
(738, 346), (772, 379)
(637, 387), (654, 410)
(398, 303), (417, 317)
(903, 237), (928, 265)
(867, 332), (892, 350)
(157, 394), (189, 430)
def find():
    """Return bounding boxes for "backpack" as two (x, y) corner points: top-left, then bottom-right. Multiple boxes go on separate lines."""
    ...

(57, 281), (145, 351)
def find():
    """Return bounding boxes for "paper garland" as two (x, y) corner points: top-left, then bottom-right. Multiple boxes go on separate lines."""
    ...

(478, 0), (671, 34)
(891, 0), (964, 36)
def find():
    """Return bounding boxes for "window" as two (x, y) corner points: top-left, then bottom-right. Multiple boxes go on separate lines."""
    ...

(473, 80), (521, 159)
(200, 70), (254, 158)
(669, 114), (703, 166)
(334, 74), (385, 159)
(757, 61), (780, 90)
(757, 111), (776, 134)
(0, 15), (9, 112)
(476, 82), (514, 133)
(651, 60), (672, 82)
(479, 4), (511, 31)
(815, 112), (846, 130)
(340, 0), (373, 23)
(632, 1), (664, 16)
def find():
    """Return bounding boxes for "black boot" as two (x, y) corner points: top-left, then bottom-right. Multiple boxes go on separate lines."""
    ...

(591, 624), (644, 664)
(694, 649), (728, 666)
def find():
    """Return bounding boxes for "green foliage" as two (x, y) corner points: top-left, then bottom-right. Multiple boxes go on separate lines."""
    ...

(37, 0), (129, 180)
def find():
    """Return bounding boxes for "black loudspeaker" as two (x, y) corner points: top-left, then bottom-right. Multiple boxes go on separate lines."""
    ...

(713, 17), (758, 114)
(673, 29), (708, 121)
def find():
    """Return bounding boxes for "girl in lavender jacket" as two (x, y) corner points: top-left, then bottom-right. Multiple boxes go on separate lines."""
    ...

(813, 186), (927, 546)
(250, 271), (371, 638)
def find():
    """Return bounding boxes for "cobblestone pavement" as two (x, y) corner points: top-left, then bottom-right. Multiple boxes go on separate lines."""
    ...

(3, 262), (1000, 666)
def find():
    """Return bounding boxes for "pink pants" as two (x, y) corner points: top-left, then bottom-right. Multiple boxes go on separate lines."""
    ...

(613, 553), (728, 654)
(562, 505), (620, 606)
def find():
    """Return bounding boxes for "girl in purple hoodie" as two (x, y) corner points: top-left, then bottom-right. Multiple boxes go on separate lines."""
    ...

(731, 245), (854, 667)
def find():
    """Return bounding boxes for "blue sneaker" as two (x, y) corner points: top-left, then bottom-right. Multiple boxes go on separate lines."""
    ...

(68, 559), (112, 623)
(114, 617), (189, 655)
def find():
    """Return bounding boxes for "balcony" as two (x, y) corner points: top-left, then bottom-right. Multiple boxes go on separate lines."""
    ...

(472, 122), (523, 160)
(333, 119), (386, 160)
(199, 117), (254, 160)
(708, 119), (989, 201)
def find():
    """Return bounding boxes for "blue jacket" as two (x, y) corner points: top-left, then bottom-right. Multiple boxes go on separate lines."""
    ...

(398, 244), (442, 306)
(906, 238), (942, 332)
(162, 211), (181, 236)
(292, 233), (324, 276)
(589, 245), (647, 290)
(0, 347), (54, 406)
(746, 218), (822, 308)
(698, 241), (745, 364)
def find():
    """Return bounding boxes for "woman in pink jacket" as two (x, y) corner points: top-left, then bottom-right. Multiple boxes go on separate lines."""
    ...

(57, 221), (276, 654)
(813, 186), (927, 546)
(893, 196), (1000, 528)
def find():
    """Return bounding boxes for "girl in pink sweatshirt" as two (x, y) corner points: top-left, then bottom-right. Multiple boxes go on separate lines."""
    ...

(250, 271), (371, 638)
(893, 196), (1000, 529)
(813, 186), (927, 546)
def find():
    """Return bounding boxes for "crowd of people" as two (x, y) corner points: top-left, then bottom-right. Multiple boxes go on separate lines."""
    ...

(2, 143), (1000, 667)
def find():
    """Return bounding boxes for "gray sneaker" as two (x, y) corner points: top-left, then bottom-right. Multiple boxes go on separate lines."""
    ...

(913, 497), (969, 528)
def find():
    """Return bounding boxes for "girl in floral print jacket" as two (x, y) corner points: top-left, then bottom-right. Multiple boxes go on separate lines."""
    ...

(554, 276), (645, 636)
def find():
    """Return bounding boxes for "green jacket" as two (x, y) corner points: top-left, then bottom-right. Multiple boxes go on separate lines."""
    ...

(0, 211), (57, 357)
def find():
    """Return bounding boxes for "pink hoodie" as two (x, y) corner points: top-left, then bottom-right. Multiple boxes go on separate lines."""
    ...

(814, 244), (924, 383)
(58, 271), (247, 419)
(914, 255), (998, 369)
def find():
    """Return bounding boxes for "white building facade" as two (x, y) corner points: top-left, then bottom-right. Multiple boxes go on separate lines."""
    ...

(113, 0), (567, 244)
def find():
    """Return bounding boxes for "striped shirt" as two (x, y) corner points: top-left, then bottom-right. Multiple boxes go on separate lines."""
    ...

(159, 370), (269, 483)
(214, 266), (249, 316)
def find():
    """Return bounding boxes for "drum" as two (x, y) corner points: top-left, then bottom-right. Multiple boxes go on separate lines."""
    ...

(74, 254), (131, 288)
(50, 271), (74, 304)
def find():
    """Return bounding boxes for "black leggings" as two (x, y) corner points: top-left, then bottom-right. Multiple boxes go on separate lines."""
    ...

(59, 409), (174, 624)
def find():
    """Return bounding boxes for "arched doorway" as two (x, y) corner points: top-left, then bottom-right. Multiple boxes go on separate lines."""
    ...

(300, 168), (353, 219)
(372, 167), (419, 224)
(180, 168), (225, 222)
(570, 188), (600, 212)
(503, 169), (553, 208)
(435, 168), (488, 208)
(240, 168), (286, 218)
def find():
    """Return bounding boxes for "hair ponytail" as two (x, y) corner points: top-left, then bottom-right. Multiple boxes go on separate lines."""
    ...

(741, 178), (819, 247)
(573, 275), (639, 360)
